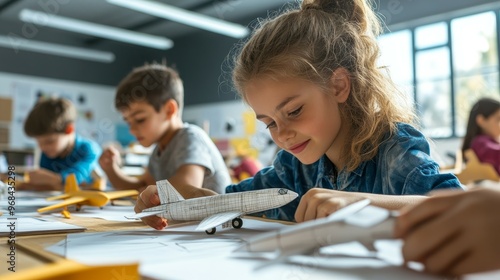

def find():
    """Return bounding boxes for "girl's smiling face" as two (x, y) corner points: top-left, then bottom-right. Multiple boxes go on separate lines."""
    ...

(244, 72), (350, 166)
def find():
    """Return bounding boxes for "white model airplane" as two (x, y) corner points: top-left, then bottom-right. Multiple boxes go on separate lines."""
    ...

(235, 199), (396, 256)
(127, 180), (298, 234)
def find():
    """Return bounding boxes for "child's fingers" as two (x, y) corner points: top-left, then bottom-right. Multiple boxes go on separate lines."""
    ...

(294, 198), (308, 223)
(395, 195), (455, 238)
(417, 231), (468, 275)
(302, 200), (319, 222)
(295, 190), (328, 222)
(142, 216), (167, 230)
(446, 250), (491, 276)
(315, 198), (343, 219)
(134, 187), (167, 230)
(401, 204), (462, 263)
(135, 187), (159, 211)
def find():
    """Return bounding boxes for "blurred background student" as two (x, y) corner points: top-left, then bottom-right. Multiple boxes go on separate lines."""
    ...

(462, 97), (500, 175)
(21, 97), (101, 191)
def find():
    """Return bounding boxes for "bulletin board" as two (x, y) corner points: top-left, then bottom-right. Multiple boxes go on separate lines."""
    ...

(0, 72), (119, 149)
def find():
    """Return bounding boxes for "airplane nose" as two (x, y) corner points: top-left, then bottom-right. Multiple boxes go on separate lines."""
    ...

(285, 191), (298, 201)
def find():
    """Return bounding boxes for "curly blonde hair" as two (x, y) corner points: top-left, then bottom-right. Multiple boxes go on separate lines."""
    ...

(233, 0), (415, 171)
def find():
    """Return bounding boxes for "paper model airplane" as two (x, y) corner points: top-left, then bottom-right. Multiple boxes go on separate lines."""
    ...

(37, 174), (138, 218)
(235, 199), (396, 256)
(127, 180), (298, 234)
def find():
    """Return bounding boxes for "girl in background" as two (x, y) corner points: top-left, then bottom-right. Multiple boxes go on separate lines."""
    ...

(462, 97), (500, 174)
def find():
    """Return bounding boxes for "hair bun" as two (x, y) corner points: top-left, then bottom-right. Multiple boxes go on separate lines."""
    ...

(301, 0), (354, 18)
(301, 0), (377, 36)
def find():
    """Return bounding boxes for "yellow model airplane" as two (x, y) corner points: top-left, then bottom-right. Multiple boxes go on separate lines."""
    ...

(37, 174), (138, 218)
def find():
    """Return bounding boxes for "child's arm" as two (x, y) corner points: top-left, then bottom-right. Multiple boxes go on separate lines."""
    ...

(18, 169), (63, 190)
(164, 164), (219, 198)
(294, 188), (426, 222)
(394, 187), (500, 276)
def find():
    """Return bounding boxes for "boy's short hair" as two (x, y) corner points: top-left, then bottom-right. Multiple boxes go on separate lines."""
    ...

(24, 97), (77, 137)
(115, 63), (184, 114)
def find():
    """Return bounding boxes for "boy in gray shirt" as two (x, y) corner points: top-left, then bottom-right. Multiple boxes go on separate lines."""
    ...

(99, 63), (231, 198)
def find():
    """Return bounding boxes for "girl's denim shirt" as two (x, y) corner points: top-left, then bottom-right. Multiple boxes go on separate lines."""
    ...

(226, 123), (462, 221)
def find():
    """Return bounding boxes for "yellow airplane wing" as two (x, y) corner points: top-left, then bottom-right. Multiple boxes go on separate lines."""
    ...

(104, 190), (139, 201)
(38, 196), (89, 213)
(46, 194), (71, 201)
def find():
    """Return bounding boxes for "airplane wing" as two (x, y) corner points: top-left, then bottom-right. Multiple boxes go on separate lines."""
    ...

(105, 190), (139, 200)
(38, 196), (89, 213)
(125, 210), (166, 220)
(46, 194), (71, 201)
(196, 212), (244, 231)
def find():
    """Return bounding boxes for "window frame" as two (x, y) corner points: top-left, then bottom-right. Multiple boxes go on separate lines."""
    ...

(380, 9), (500, 139)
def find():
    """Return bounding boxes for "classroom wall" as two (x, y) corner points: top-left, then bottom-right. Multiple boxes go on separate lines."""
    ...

(183, 100), (277, 166)
(0, 71), (120, 149)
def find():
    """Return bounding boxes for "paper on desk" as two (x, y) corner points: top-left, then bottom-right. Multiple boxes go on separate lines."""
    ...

(0, 217), (85, 236)
(142, 240), (439, 280)
(0, 196), (63, 217)
(51, 205), (137, 222)
(0, 197), (56, 208)
(45, 218), (287, 269)
(44, 218), (440, 280)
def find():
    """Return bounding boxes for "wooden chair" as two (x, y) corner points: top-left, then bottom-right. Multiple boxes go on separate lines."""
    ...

(454, 149), (500, 185)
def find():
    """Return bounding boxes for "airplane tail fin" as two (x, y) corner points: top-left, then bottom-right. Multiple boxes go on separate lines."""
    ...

(90, 170), (106, 191)
(64, 174), (80, 193)
(44, 174), (79, 202)
(156, 180), (184, 204)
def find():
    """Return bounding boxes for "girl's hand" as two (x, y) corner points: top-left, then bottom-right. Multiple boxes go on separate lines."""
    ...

(135, 185), (168, 230)
(294, 188), (364, 222)
(395, 187), (500, 276)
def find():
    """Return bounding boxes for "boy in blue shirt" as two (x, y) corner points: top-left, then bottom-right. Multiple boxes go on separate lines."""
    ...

(22, 97), (101, 190)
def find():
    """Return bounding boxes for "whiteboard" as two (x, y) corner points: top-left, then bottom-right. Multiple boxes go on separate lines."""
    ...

(0, 72), (120, 149)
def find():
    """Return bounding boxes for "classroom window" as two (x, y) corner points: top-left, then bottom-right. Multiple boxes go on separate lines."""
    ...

(451, 12), (499, 136)
(415, 22), (448, 49)
(378, 10), (500, 139)
(377, 29), (414, 102)
(416, 47), (452, 137)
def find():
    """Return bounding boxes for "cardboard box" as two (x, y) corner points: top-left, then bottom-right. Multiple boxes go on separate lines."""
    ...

(0, 97), (12, 122)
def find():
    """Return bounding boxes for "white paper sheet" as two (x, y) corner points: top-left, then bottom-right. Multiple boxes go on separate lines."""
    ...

(0, 217), (85, 236)
(52, 205), (137, 222)
(44, 218), (441, 280)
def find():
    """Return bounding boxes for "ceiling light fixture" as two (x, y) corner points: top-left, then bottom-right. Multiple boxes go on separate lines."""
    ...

(0, 35), (115, 63)
(106, 0), (249, 38)
(19, 9), (173, 50)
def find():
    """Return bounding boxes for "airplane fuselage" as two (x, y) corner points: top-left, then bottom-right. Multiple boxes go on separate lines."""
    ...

(156, 188), (296, 221)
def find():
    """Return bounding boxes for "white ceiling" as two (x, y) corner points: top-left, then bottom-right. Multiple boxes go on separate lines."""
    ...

(0, 0), (294, 49)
